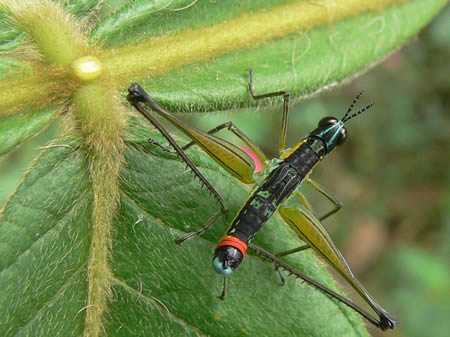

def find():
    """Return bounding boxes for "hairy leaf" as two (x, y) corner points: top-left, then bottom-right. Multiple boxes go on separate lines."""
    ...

(0, 126), (370, 336)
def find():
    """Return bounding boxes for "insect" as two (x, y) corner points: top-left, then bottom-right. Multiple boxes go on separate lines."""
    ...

(127, 70), (398, 331)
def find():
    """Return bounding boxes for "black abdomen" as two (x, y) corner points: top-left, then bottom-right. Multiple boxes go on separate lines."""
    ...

(227, 140), (321, 243)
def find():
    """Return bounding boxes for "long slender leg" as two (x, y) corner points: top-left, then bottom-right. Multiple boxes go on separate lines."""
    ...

(274, 182), (343, 277)
(277, 197), (397, 330)
(247, 68), (291, 154)
(181, 121), (268, 164)
(147, 139), (174, 153)
(218, 276), (227, 300)
(129, 83), (256, 185)
(275, 266), (287, 286)
(145, 117), (270, 184)
(306, 177), (343, 221)
(248, 243), (386, 330)
(275, 244), (310, 258)
(175, 208), (223, 244)
(127, 85), (228, 242)
(148, 121), (268, 165)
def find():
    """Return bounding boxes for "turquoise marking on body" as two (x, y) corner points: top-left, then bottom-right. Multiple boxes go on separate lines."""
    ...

(318, 122), (344, 148)
(264, 208), (274, 217)
(250, 198), (263, 208)
(327, 121), (344, 146)
(258, 190), (271, 198)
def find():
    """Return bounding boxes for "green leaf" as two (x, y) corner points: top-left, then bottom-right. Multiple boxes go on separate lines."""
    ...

(93, 0), (448, 112)
(91, 0), (303, 45)
(0, 140), (90, 337)
(56, 0), (101, 18)
(1, 0), (446, 152)
(0, 9), (25, 51)
(0, 125), (371, 337)
(0, 106), (58, 156)
(0, 0), (100, 51)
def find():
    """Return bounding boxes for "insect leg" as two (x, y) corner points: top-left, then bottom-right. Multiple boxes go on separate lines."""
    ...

(306, 177), (343, 221)
(275, 265), (287, 286)
(182, 121), (268, 165)
(147, 138), (176, 153)
(175, 208), (223, 244)
(248, 243), (388, 330)
(156, 121), (268, 169)
(127, 85), (228, 242)
(247, 68), (291, 154)
(218, 276), (227, 300)
(277, 198), (398, 330)
(128, 83), (256, 184)
(275, 244), (310, 258)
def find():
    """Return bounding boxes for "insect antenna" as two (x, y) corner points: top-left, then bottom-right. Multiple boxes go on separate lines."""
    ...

(341, 91), (364, 122)
(342, 102), (375, 123)
(341, 91), (375, 123)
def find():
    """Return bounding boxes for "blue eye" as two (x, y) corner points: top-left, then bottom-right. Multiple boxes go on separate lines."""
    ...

(212, 245), (243, 275)
(212, 257), (234, 275)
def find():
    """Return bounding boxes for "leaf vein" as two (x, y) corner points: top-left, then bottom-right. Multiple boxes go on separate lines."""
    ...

(111, 277), (208, 337)
(12, 265), (86, 337)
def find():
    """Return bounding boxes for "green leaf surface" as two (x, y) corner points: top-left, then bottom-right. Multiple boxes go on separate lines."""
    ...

(0, 0), (99, 51)
(91, 0), (299, 45)
(0, 141), (90, 337)
(0, 9), (25, 51)
(0, 0), (445, 152)
(55, 0), (101, 18)
(0, 57), (32, 77)
(0, 125), (370, 337)
(0, 106), (58, 156)
(94, 0), (447, 112)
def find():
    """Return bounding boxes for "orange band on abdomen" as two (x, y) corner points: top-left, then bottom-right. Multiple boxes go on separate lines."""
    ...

(216, 235), (248, 256)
